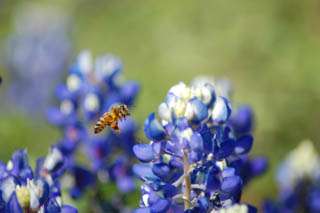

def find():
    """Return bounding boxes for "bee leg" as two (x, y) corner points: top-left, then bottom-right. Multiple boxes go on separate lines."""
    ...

(111, 121), (120, 133)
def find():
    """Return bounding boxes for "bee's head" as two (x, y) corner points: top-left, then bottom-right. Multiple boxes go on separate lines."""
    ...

(120, 104), (130, 116)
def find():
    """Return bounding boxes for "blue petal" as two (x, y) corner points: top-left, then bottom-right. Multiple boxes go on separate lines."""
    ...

(152, 163), (170, 180)
(69, 64), (84, 76)
(45, 198), (61, 213)
(148, 191), (161, 205)
(70, 188), (81, 200)
(133, 144), (156, 162)
(175, 118), (189, 130)
(97, 55), (122, 83)
(134, 208), (151, 213)
(189, 133), (204, 152)
(189, 151), (202, 163)
(199, 125), (213, 154)
(221, 175), (242, 194)
(55, 139), (77, 156)
(309, 189), (320, 212)
(213, 139), (235, 160)
(250, 157), (268, 177)
(162, 184), (178, 198)
(0, 191), (5, 212)
(116, 176), (135, 193)
(102, 93), (121, 112)
(152, 142), (162, 156)
(64, 123), (87, 142)
(55, 84), (75, 101)
(144, 113), (166, 141)
(187, 98), (208, 124)
(118, 117), (137, 135)
(197, 197), (209, 211)
(43, 147), (65, 175)
(46, 107), (65, 126)
(46, 108), (77, 126)
(230, 105), (254, 134)
(86, 138), (110, 170)
(10, 149), (33, 183)
(164, 141), (180, 156)
(204, 83), (217, 108)
(222, 168), (236, 178)
(262, 200), (278, 213)
(70, 166), (95, 199)
(211, 96), (232, 124)
(235, 135), (253, 155)
(120, 81), (140, 106)
(205, 166), (220, 191)
(150, 198), (170, 213)
(247, 204), (258, 213)
(133, 164), (159, 182)
(36, 179), (50, 206)
(6, 193), (22, 213)
(61, 205), (78, 213)
(168, 158), (183, 169)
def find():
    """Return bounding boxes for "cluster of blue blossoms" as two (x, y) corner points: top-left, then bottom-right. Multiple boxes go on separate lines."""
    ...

(46, 51), (140, 210)
(133, 81), (267, 212)
(0, 148), (76, 212)
(263, 140), (320, 213)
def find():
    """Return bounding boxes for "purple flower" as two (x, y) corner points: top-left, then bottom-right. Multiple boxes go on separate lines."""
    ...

(263, 140), (320, 213)
(134, 81), (260, 212)
(0, 149), (77, 212)
(47, 51), (140, 210)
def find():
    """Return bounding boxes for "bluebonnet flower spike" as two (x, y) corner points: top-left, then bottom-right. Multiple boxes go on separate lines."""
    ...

(134, 81), (259, 212)
(263, 140), (320, 213)
(0, 149), (77, 212)
(47, 50), (140, 211)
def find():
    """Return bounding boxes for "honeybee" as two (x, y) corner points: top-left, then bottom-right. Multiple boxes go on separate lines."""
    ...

(94, 104), (130, 134)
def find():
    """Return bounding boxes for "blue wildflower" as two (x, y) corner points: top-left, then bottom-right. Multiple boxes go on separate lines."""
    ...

(47, 51), (140, 209)
(134, 81), (260, 212)
(263, 140), (320, 213)
(0, 148), (77, 212)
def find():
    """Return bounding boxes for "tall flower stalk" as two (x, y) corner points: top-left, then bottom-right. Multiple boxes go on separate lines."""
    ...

(182, 149), (191, 209)
(133, 81), (265, 212)
(47, 51), (140, 211)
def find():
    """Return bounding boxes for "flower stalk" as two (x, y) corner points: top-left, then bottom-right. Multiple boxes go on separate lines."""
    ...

(183, 149), (192, 210)
(134, 81), (262, 212)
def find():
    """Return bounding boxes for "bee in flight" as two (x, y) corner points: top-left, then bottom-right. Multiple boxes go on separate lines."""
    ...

(94, 104), (130, 134)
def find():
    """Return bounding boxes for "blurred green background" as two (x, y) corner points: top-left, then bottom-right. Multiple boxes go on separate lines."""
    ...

(1, 0), (320, 209)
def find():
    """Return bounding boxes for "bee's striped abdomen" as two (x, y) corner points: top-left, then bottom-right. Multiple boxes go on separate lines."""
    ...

(94, 112), (113, 134)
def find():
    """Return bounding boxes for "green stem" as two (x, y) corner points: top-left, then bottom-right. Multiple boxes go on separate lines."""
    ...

(183, 149), (191, 210)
